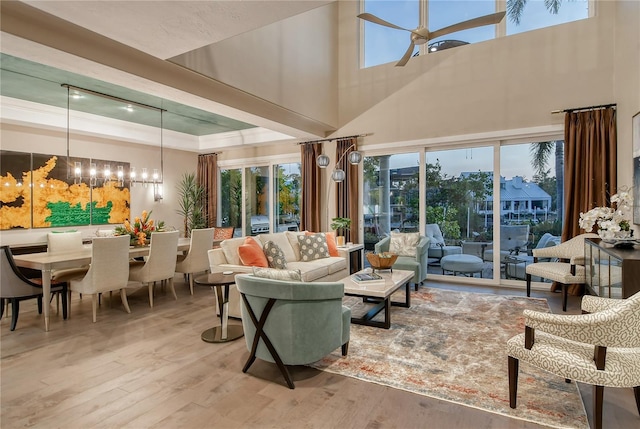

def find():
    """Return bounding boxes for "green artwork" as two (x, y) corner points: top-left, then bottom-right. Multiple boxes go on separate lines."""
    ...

(45, 201), (113, 227)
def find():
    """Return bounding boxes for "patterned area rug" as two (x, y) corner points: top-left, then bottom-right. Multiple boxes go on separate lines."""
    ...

(310, 288), (589, 429)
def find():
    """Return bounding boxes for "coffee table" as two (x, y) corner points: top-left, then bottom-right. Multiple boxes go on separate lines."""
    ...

(340, 269), (413, 329)
(194, 272), (244, 343)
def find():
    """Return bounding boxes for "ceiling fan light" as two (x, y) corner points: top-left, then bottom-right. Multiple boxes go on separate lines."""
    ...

(348, 150), (362, 165)
(331, 169), (346, 182)
(316, 154), (330, 168)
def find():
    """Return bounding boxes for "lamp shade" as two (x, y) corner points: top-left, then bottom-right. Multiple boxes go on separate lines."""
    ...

(348, 150), (362, 164)
(316, 154), (330, 168)
(331, 168), (346, 182)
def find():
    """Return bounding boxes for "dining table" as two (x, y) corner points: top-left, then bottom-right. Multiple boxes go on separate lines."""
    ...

(12, 237), (191, 331)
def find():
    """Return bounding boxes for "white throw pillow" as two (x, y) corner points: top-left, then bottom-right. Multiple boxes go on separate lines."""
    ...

(285, 231), (306, 261)
(389, 232), (420, 257)
(252, 266), (302, 281)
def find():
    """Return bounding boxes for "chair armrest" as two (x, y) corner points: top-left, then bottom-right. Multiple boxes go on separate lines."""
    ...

(415, 237), (430, 261)
(581, 295), (625, 313)
(375, 237), (390, 253)
(570, 256), (587, 266)
(523, 308), (629, 347)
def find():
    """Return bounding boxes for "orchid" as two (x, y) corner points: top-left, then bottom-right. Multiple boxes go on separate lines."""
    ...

(579, 188), (633, 240)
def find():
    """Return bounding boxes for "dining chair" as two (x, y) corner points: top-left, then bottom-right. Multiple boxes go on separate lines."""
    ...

(47, 231), (89, 282)
(128, 230), (179, 307)
(213, 226), (235, 248)
(1, 245), (68, 330)
(66, 235), (132, 322)
(175, 227), (215, 295)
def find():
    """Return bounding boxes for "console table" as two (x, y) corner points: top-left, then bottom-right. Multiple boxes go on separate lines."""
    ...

(584, 238), (640, 298)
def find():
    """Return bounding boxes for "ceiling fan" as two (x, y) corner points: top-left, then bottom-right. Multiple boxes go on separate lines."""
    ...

(358, 10), (506, 66)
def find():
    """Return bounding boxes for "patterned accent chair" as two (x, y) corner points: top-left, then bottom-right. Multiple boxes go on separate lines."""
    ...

(507, 292), (640, 429)
(525, 233), (598, 311)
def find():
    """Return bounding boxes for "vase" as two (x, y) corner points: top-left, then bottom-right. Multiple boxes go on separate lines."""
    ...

(598, 229), (632, 240)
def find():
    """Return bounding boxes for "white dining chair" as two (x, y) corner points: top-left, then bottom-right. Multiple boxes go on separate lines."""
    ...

(128, 230), (179, 307)
(175, 227), (215, 295)
(67, 235), (132, 323)
(47, 231), (90, 282)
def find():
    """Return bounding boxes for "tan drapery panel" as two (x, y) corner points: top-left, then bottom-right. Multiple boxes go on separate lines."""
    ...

(561, 107), (617, 295)
(300, 143), (322, 232)
(335, 138), (359, 242)
(197, 153), (218, 228)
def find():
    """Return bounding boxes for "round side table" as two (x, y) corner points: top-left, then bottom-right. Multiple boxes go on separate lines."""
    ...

(194, 272), (244, 343)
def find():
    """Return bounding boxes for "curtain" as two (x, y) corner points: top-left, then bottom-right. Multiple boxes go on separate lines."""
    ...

(300, 143), (322, 232)
(197, 153), (218, 227)
(335, 138), (359, 242)
(561, 107), (617, 295)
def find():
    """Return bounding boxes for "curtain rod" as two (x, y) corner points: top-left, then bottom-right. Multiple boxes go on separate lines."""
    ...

(551, 103), (616, 114)
(297, 133), (372, 145)
(62, 84), (167, 112)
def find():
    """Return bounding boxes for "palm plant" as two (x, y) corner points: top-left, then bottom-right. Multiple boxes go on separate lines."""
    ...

(176, 172), (207, 237)
(530, 141), (564, 224)
(507, 0), (564, 25)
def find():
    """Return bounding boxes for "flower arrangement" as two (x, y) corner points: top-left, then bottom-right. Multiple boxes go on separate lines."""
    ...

(115, 210), (165, 246)
(579, 189), (633, 240)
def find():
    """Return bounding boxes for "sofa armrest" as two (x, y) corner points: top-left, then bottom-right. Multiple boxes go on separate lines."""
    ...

(375, 236), (390, 253)
(208, 248), (228, 267)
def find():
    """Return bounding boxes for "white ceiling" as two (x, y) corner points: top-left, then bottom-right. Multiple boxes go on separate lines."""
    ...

(24, 0), (332, 59)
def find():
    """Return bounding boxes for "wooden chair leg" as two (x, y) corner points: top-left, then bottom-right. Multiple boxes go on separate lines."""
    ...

(61, 290), (68, 320)
(148, 283), (154, 308)
(37, 296), (43, 314)
(10, 299), (20, 331)
(634, 386), (640, 416)
(562, 283), (568, 312)
(120, 289), (131, 314)
(508, 356), (519, 408)
(593, 385), (604, 429)
(169, 277), (177, 300)
(342, 341), (349, 356)
(91, 294), (98, 323)
(188, 274), (194, 295)
(0, 298), (4, 319)
(526, 274), (532, 297)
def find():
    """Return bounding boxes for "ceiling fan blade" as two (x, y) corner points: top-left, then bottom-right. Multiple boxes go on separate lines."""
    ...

(396, 42), (416, 67)
(429, 11), (506, 40)
(357, 13), (413, 32)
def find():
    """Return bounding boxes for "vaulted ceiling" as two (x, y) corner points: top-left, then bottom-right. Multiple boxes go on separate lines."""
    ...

(0, 0), (335, 144)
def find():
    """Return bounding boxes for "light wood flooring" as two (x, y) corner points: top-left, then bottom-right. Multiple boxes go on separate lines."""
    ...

(1, 277), (638, 429)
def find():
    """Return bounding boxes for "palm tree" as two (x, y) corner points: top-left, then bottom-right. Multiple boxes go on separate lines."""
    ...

(507, 0), (564, 25)
(530, 141), (564, 223)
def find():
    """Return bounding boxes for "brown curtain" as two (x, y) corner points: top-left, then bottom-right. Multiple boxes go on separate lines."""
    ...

(300, 143), (322, 232)
(197, 153), (218, 227)
(561, 107), (617, 295)
(335, 138), (359, 242)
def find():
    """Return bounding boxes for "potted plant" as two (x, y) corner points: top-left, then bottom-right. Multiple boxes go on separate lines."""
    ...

(330, 217), (352, 247)
(176, 172), (207, 237)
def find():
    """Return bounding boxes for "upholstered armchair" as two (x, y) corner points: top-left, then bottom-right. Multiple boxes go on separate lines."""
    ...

(375, 233), (430, 291)
(235, 273), (350, 389)
(507, 292), (640, 429)
(525, 233), (598, 311)
(503, 233), (561, 280)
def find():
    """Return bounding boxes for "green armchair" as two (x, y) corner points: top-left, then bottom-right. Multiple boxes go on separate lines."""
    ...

(375, 235), (430, 291)
(235, 274), (350, 389)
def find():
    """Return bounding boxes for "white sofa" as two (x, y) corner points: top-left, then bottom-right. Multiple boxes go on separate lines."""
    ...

(208, 231), (349, 317)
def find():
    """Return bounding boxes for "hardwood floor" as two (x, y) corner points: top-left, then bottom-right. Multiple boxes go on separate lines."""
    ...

(1, 278), (638, 428)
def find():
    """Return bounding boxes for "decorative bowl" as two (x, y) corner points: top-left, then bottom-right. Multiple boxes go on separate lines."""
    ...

(366, 252), (398, 270)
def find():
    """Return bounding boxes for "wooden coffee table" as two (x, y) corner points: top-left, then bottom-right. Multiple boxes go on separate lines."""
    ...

(341, 269), (413, 329)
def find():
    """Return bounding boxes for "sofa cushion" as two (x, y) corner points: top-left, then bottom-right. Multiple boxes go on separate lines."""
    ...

(221, 237), (258, 266)
(389, 232), (420, 257)
(258, 233), (296, 262)
(287, 260), (329, 282)
(252, 266), (302, 281)
(286, 231), (306, 261)
(298, 233), (330, 261)
(238, 237), (268, 267)
(263, 240), (288, 269)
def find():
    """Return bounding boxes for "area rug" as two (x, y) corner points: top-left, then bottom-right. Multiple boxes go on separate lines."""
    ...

(310, 288), (589, 429)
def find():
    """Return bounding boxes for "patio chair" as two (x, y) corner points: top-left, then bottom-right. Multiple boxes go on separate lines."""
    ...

(483, 224), (531, 263)
(425, 224), (462, 263)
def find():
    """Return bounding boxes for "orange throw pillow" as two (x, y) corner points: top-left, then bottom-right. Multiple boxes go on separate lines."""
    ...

(238, 237), (268, 267)
(306, 231), (339, 257)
